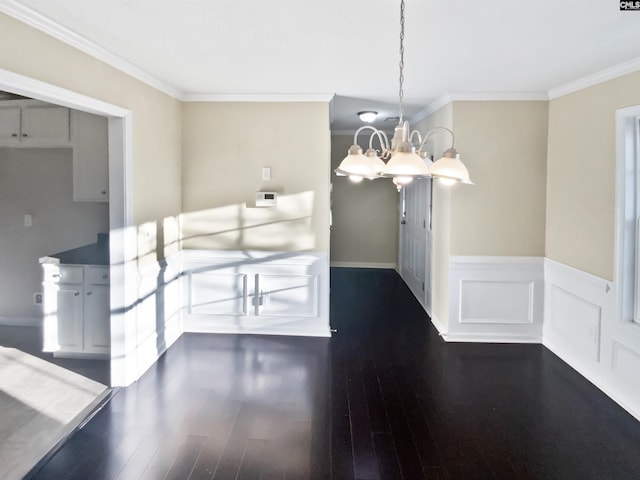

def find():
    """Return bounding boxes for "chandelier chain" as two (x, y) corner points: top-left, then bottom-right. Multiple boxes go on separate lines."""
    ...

(398, 0), (405, 123)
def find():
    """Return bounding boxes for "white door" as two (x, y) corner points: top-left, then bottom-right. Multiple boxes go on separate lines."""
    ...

(399, 178), (431, 308)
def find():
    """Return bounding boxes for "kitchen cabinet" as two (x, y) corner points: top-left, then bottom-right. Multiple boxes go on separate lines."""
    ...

(42, 263), (110, 358)
(71, 110), (109, 202)
(0, 102), (70, 146)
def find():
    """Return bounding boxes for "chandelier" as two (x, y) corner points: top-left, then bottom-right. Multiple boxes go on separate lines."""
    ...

(334, 0), (473, 190)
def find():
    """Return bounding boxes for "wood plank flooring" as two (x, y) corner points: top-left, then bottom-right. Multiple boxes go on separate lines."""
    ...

(28, 267), (640, 479)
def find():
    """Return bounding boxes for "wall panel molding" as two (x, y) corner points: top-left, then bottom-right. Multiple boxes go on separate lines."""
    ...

(182, 250), (330, 337)
(543, 258), (640, 422)
(445, 256), (544, 343)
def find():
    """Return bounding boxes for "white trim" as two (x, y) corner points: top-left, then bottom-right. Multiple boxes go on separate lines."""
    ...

(410, 93), (452, 126)
(182, 93), (335, 103)
(0, 67), (137, 387)
(330, 261), (396, 269)
(450, 255), (544, 269)
(409, 92), (548, 126)
(430, 314), (446, 337)
(614, 105), (640, 327)
(545, 258), (613, 290)
(331, 129), (395, 136)
(0, 316), (39, 327)
(448, 92), (548, 102)
(549, 55), (640, 99)
(444, 332), (543, 343)
(543, 335), (640, 423)
(0, 0), (181, 99)
(0, 69), (130, 117)
(543, 258), (640, 422)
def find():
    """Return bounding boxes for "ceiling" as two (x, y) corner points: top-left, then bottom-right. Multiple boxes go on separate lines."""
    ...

(5, 0), (640, 131)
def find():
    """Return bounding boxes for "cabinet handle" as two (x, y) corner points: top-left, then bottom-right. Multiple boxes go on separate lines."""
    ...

(74, 291), (79, 296)
(101, 191), (107, 195)
(11, 133), (17, 137)
(52, 274), (62, 278)
(22, 133), (28, 137)
(102, 274), (108, 279)
(86, 291), (92, 296)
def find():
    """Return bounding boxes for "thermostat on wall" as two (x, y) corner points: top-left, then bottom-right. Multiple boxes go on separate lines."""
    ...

(256, 191), (277, 207)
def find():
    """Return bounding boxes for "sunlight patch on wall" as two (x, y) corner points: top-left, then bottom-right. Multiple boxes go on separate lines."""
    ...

(179, 191), (316, 251)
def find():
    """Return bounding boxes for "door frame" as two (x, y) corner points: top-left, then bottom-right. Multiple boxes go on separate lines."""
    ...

(0, 68), (135, 386)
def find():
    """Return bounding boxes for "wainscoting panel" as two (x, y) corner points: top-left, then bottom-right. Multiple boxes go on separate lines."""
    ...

(543, 258), (640, 421)
(548, 284), (602, 361)
(460, 280), (534, 324)
(447, 256), (544, 342)
(182, 250), (330, 337)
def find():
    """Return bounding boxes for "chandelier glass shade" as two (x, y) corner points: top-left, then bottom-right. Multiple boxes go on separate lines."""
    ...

(334, 0), (473, 189)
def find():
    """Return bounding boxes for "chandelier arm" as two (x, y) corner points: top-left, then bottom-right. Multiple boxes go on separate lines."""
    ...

(368, 129), (391, 152)
(409, 129), (422, 148)
(352, 125), (381, 145)
(416, 126), (456, 152)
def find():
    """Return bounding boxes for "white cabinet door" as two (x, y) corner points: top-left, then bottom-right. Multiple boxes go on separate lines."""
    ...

(84, 283), (110, 354)
(0, 107), (21, 144)
(55, 285), (84, 352)
(189, 271), (248, 315)
(21, 106), (70, 145)
(258, 274), (318, 317)
(71, 110), (109, 202)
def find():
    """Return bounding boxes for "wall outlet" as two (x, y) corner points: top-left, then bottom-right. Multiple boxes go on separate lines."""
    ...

(34, 292), (43, 305)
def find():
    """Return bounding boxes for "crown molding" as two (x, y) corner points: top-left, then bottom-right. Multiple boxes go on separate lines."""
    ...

(548, 55), (640, 99)
(410, 91), (548, 125)
(409, 93), (453, 125)
(0, 0), (182, 99)
(182, 93), (335, 103)
(449, 92), (549, 101)
(330, 128), (395, 136)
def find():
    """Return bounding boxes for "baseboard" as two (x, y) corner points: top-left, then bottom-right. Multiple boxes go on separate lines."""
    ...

(444, 332), (543, 343)
(0, 316), (40, 326)
(184, 319), (331, 338)
(430, 314), (446, 337)
(330, 261), (397, 269)
(543, 335), (640, 422)
(543, 258), (640, 423)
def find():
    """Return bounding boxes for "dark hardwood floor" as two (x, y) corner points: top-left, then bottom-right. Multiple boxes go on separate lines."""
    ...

(28, 268), (640, 479)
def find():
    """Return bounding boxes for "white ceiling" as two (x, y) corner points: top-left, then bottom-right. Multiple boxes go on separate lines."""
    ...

(5, 0), (640, 131)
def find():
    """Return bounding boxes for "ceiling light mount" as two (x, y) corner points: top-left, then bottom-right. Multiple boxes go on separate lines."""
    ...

(335, 0), (473, 190)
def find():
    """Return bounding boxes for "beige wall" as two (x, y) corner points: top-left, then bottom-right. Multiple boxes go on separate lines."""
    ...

(451, 101), (548, 256)
(0, 13), (182, 226)
(546, 70), (640, 280)
(181, 102), (330, 252)
(414, 104), (453, 326)
(330, 134), (399, 265)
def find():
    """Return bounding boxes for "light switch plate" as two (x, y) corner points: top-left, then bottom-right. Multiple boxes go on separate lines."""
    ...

(262, 167), (271, 181)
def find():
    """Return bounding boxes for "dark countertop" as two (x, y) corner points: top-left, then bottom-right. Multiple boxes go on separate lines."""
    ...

(43, 233), (110, 265)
